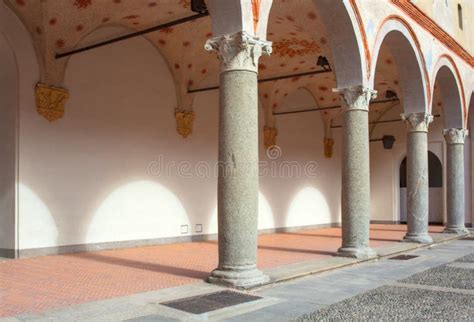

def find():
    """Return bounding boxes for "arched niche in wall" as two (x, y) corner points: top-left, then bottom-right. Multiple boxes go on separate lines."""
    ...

(399, 151), (443, 224)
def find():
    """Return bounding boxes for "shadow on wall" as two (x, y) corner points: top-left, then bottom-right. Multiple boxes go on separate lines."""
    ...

(18, 182), (339, 251)
(207, 191), (276, 234)
(285, 186), (335, 227)
(19, 183), (58, 249)
(86, 180), (191, 244)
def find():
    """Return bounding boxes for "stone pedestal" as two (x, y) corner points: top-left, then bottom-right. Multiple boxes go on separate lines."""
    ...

(401, 113), (433, 244)
(334, 86), (377, 259)
(443, 128), (469, 234)
(205, 32), (272, 288)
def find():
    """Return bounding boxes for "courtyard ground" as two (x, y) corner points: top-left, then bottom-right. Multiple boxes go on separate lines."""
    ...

(1, 224), (471, 321)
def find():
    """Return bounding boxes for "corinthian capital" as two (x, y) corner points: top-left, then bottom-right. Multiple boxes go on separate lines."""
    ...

(333, 85), (377, 112)
(401, 113), (433, 133)
(443, 128), (468, 145)
(205, 31), (272, 73)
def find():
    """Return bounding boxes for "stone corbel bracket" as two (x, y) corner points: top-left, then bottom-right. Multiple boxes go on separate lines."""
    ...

(175, 109), (195, 138)
(263, 126), (278, 149)
(35, 83), (69, 122)
(324, 137), (334, 158)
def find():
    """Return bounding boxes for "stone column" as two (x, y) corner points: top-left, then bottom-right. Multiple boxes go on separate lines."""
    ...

(334, 86), (377, 259)
(443, 128), (469, 234)
(205, 32), (271, 288)
(401, 113), (433, 244)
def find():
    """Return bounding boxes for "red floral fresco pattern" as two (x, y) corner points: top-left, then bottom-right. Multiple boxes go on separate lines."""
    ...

(74, 0), (92, 9)
(273, 38), (321, 58)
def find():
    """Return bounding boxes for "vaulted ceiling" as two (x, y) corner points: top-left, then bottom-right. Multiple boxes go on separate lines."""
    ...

(7, 0), (410, 136)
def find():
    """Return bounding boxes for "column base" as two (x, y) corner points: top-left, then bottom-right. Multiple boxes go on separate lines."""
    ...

(208, 265), (270, 289)
(443, 226), (469, 234)
(402, 233), (432, 244)
(336, 246), (377, 259)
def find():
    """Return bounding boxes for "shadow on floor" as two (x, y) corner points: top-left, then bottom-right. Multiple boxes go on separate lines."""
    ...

(282, 232), (399, 243)
(68, 252), (209, 280)
(257, 244), (336, 256)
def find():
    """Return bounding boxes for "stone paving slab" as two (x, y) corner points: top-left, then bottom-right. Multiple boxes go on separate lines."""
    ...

(294, 285), (474, 321)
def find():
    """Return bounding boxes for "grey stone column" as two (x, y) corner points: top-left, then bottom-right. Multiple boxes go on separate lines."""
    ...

(205, 32), (271, 288)
(334, 86), (377, 259)
(401, 113), (433, 244)
(443, 128), (469, 234)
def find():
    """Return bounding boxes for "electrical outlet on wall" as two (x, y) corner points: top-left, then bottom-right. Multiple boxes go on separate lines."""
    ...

(181, 225), (189, 234)
(195, 224), (203, 233)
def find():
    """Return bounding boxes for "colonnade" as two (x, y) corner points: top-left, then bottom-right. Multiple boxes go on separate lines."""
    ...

(205, 31), (469, 288)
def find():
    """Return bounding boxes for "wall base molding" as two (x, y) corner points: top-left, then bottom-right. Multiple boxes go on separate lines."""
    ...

(14, 222), (342, 258)
(9, 221), (470, 259)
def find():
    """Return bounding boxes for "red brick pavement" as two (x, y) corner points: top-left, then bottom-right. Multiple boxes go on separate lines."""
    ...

(0, 224), (443, 317)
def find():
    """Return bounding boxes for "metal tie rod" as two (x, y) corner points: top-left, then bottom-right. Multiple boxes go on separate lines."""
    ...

(56, 11), (209, 59)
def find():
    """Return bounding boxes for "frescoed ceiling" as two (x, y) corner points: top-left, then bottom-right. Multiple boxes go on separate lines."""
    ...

(6, 0), (405, 139)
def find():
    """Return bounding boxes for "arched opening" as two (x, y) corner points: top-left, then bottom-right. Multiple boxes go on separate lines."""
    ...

(399, 151), (443, 224)
(369, 20), (429, 225)
(458, 4), (463, 30)
(259, 0), (365, 231)
(468, 93), (474, 228)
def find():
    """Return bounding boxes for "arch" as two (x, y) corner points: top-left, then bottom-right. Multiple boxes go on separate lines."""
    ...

(399, 151), (443, 223)
(400, 151), (443, 188)
(1, 1), (42, 83)
(431, 55), (466, 128)
(206, 0), (273, 39)
(65, 24), (184, 111)
(470, 92), (474, 129)
(313, 0), (368, 87)
(370, 17), (430, 114)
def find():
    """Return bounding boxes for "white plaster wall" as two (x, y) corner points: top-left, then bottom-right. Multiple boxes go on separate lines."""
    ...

(262, 89), (342, 229)
(0, 2), (39, 253)
(368, 104), (470, 224)
(0, 34), (18, 250)
(17, 27), (343, 251)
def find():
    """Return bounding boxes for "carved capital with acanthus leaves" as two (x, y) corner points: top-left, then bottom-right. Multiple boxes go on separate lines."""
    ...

(333, 85), (377, 112)
(263, 126), (278, 149)
(175, 109), (195, 138)
(35, 83), (69, 122)
(443, 128), (468, 145)
(205, 31), (272, 73)
(401, 112), (433, 133)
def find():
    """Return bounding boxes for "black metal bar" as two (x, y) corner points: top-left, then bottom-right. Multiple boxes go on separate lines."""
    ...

(331, 113), (440, 129)
(273, 98), (399, 116)
(188, 68), (332, 94)
(55, 12), (209, 59)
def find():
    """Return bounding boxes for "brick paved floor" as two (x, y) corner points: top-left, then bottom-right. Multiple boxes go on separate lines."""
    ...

(0, 224), (444, 318)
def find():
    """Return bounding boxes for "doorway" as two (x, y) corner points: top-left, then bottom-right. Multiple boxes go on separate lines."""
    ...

(399, 151), (443, 224)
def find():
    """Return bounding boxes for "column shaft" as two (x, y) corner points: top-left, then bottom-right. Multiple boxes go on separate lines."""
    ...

(402, 113), (433, 244)
(205, 32), (271, 288)
(444, 128), (469, 233)
(335, 86), (377, 259)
